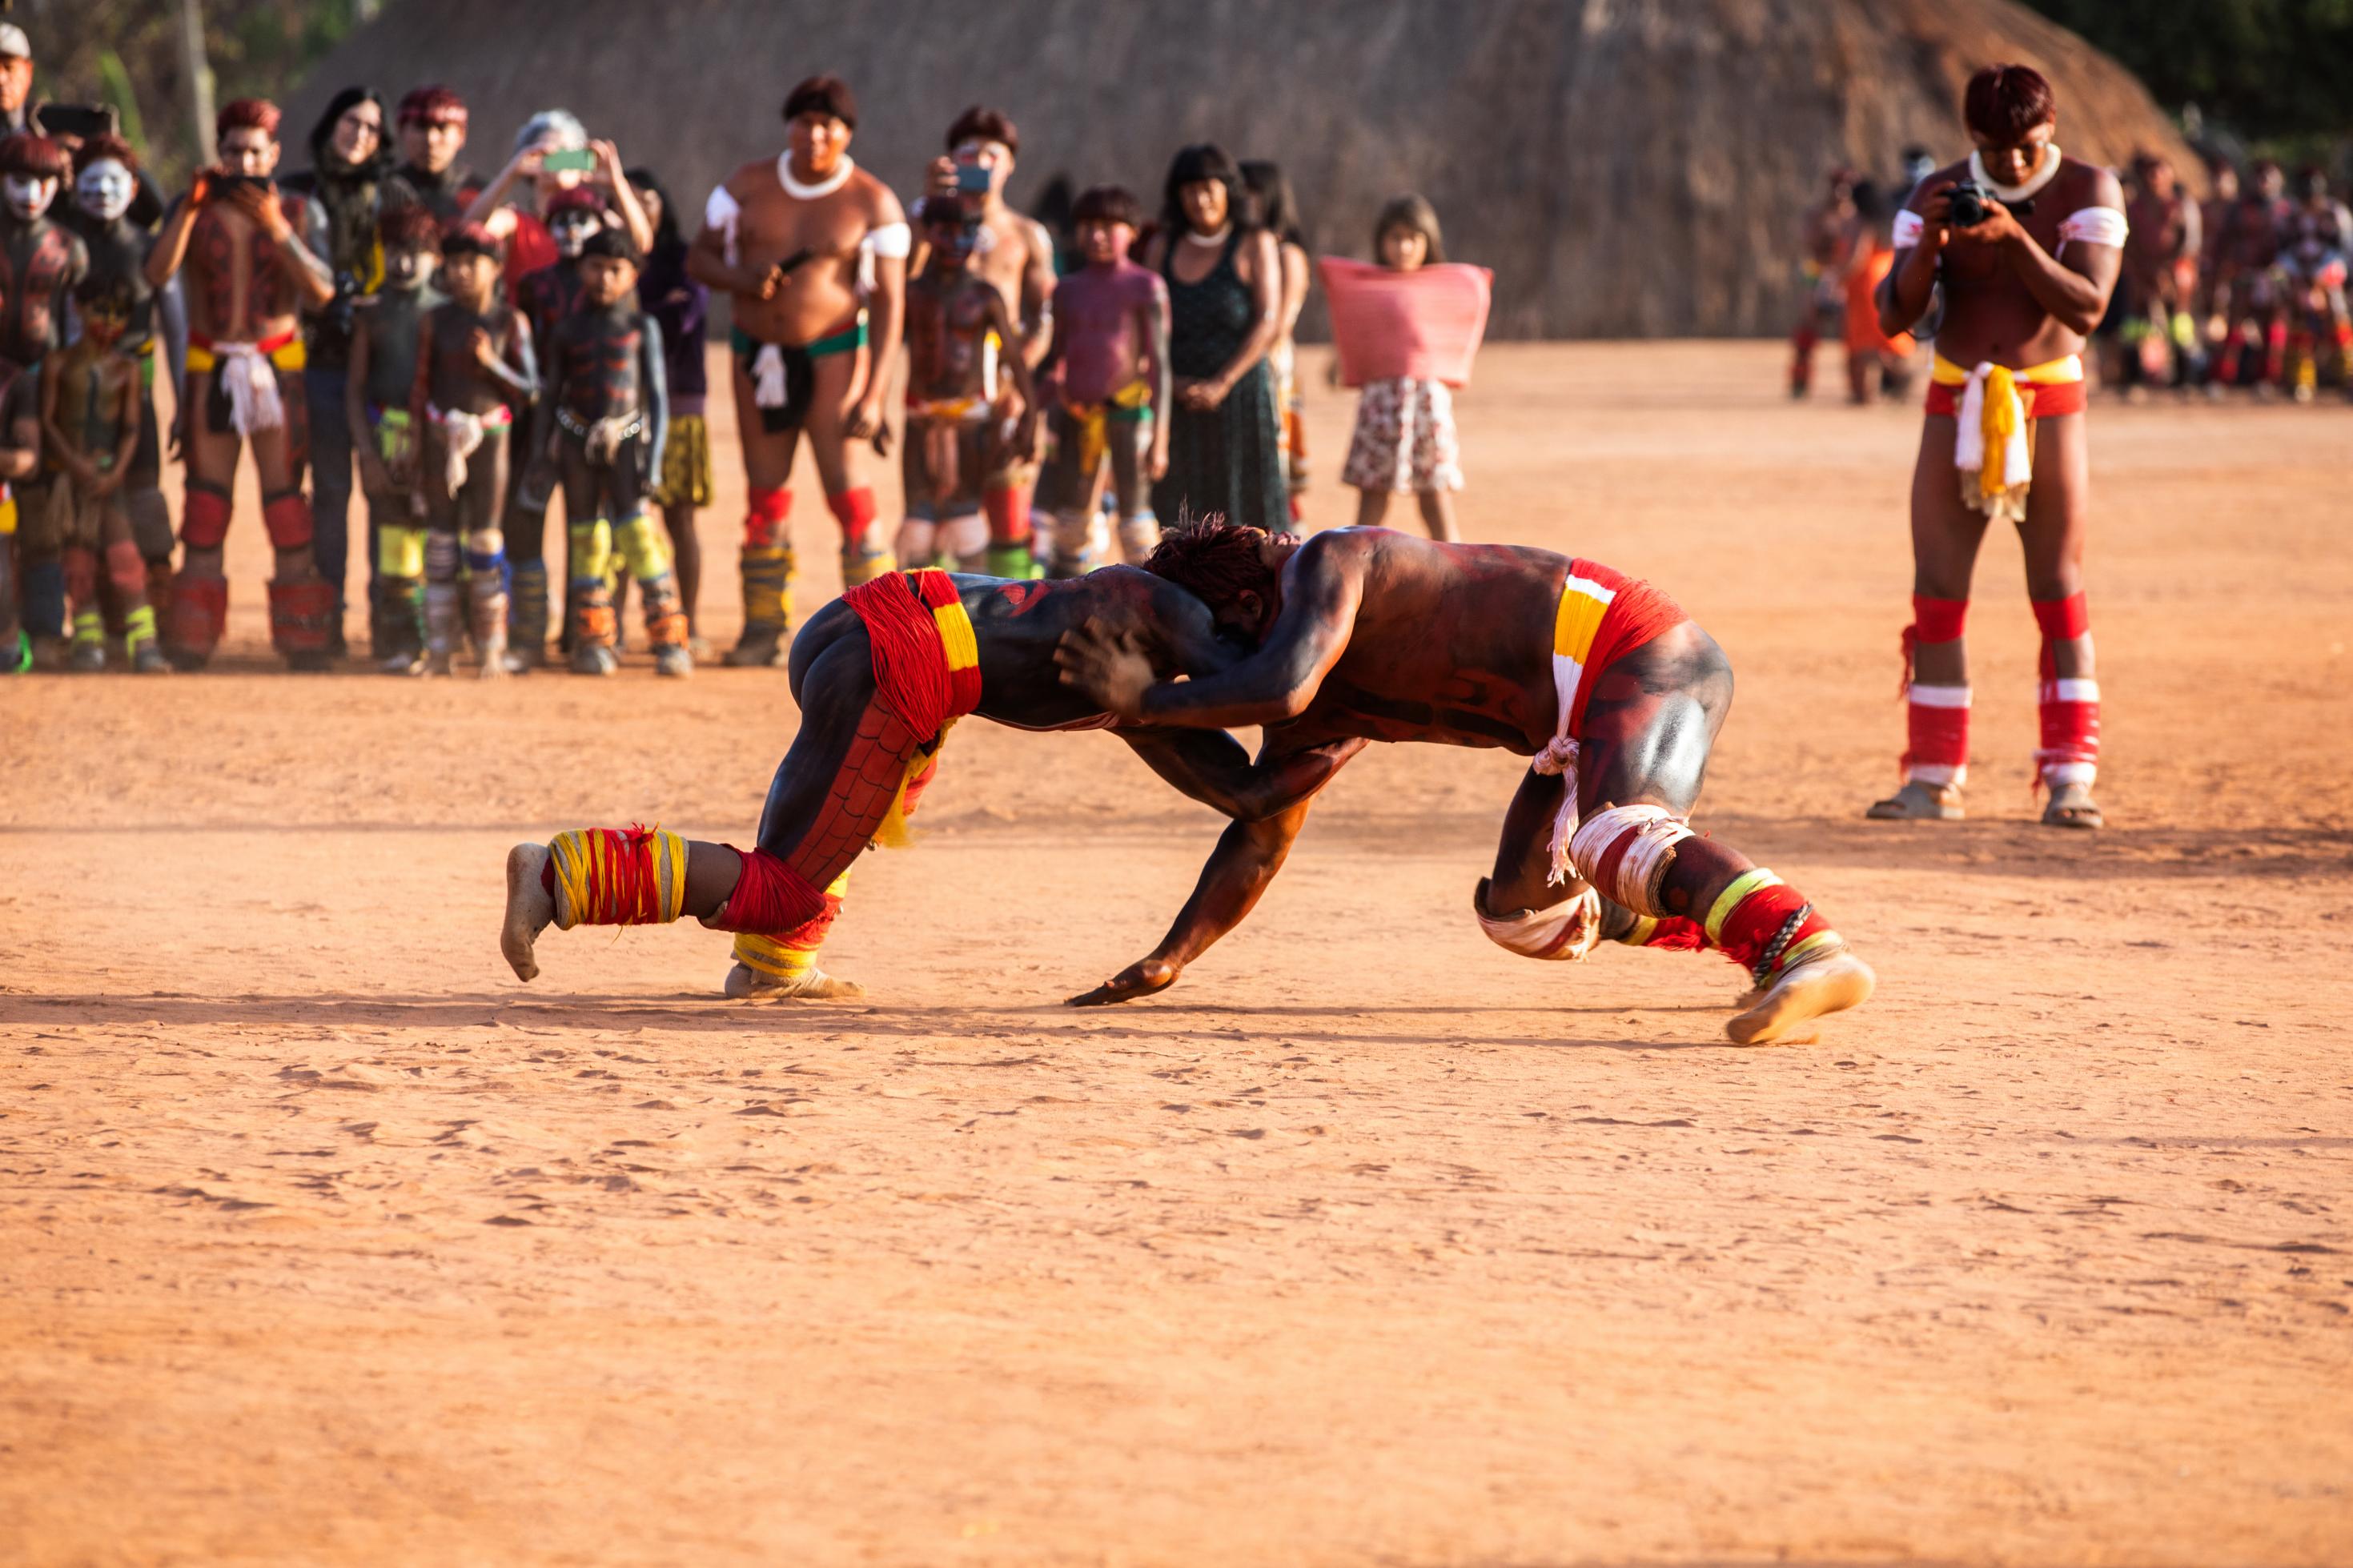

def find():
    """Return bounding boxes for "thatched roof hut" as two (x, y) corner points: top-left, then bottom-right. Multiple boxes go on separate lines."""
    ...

(288, 0), (2197, 337)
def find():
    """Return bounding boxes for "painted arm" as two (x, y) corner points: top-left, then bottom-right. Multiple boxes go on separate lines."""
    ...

(463, 146), (536, 231)
(143, 190), (199, 291)
(497, 312), (540, 403)
(639, 315), (669, 479)
(595, 142), (655, 255)
(1118, 725), (1367, 823)
(988, 289), (1040, 451)
(1066, 799), (1313, 1007)
(685, 194), (771, 297)
(262, 190), (335, 308)
(107, 367), (139, 487)
(1058, 538), (1363, 728)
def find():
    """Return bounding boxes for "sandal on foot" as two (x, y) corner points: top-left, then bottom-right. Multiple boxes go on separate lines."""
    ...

(1866, 780), (1965, 820)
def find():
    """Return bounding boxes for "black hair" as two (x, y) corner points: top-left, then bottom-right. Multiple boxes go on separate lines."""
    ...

(624, 165), (685, 263)
(577, 227), (640, 266)
(75, 271), (138, 313)
(306, 86), (391, 179)
(1159, 143), (1254, 240)
(1239, 158), (1307, 251)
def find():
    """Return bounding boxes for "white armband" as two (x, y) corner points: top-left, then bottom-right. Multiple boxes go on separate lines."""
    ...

(2058, 207), (2128, 251)
(703, 184), (741, 267)
(867, 221), (911, 259)
(1891, 210), (1924, 248)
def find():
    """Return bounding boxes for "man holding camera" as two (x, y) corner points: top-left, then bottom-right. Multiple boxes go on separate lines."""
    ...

(143, 98), (339, 669)
(1867, 62), (2125, 831)
(692, 74), (908, 667)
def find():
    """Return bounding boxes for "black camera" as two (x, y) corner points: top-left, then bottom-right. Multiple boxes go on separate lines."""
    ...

(1946, 181), (2032, 229)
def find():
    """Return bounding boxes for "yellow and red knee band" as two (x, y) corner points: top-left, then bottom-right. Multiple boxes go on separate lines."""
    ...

(742, 486), (793, 547)
(730, 869), (852, 979)
(547, 827), (689, 928)
(1706, 870), (1837, 986)
(182, 479), (233, 549)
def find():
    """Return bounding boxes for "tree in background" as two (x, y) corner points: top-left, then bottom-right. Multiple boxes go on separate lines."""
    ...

(16, 0), (371, 184)
(2023, 0), (2353, 150)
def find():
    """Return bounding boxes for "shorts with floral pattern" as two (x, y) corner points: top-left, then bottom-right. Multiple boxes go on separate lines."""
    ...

(1341, 376), (1462, 495)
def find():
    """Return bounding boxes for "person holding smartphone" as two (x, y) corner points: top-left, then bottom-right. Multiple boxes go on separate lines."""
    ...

(689, 74), (908, 667)
(143, 98), (339, 669)
(463, 110), (651, 303)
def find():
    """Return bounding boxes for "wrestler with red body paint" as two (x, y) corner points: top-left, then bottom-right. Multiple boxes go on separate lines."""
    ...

(1054, 521), (1877, 1046)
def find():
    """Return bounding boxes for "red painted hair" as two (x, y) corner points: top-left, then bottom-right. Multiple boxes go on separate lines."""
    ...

(0, 133), (66, 180)
(397, 85), (468, 127)
(217, 98), (282, 142)
(1963, 63), (2056, 142)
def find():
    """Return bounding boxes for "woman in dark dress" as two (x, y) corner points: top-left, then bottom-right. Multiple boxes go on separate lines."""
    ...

(1142, 145), (1285, 531)
(627, 167), (712, 653)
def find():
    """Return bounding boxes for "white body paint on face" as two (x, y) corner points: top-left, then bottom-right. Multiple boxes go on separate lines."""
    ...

(77, 158), (136, 223)
(2, 173), (54, 221)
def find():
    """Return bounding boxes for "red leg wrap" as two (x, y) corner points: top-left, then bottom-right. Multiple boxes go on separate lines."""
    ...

(1899, 594), (1970, 780)
(262, 490), (315, 551)
(742, 486), (793, 548)
(62, 545), (97, 609)
(1634, 916), (1709, 952)
(2030, 592), (2089, 643)
(793, 700), (926, 878)
(182, 480), (233, 550)
(2264, 319), (2289, 383)
(1716, 883), (1833, 983)
(711, 845), (828, 934)
(826, 486), (879, 551)
(983, 483), (1031, 547)
(105, 539), (147, 603)
(268, 578), (339, 656)
(167, 575), (228, 661)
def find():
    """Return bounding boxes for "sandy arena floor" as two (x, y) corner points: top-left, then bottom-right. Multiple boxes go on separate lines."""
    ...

(2, 342), (2349, 1566)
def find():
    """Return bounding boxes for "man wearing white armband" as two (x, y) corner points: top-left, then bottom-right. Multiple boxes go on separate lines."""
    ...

(688, 74), (909, 667)
(1868, 62), (2126, 830)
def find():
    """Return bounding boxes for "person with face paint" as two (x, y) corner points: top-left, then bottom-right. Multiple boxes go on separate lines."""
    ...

(0, 132), (88, 658)
(528, 227), (684, 677)
(409, 223), (537, 679)
(504, 184), (611, 668)
(61, 134), (179, 632)
(1870, 64), (2126, 829)
(143, 98), (338, 670)
(346, 203), (444, 668)
(895, 203), (1039, 574)
(384, 86), (482, 231)
(689, 74), (909, 667)
(913, 106), (1056, 578)
(39, 274), (163, 672)
(465, 110), (652, 304)
(283, 87), (394, 657)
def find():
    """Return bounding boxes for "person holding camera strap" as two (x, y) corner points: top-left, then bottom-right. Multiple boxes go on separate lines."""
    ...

(1867, 62), (2126, 831)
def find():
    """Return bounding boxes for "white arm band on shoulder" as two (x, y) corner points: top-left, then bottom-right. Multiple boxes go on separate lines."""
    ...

(867, 221), (911, 259)
(1891, 210), (1924, 247)
(2058, 206), (2129, 250)
(703, 185), (741, 267)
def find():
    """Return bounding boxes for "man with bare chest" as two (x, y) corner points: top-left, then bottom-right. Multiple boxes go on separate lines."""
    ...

(1868, 63), (2125, 829)
(918, 106), (1057, 576)
(1055, 521), (1877, 1046)
(690, 74), (908, 667)
(143, 98), (338, 668)
(894, 205), (1038, 572)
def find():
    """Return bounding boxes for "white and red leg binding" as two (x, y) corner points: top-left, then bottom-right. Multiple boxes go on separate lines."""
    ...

(2032, 593), (2098, 792)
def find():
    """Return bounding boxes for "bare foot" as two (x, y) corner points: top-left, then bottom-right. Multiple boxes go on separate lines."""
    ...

(1726, 942), (1876, 1045)
(1866, 780), (1965, 820)
(2041, 782), (2103, 829)
(1067, 956), (1181, 1007)
(721, 961), (865, 1001)
(500, 842), (553, 981)
(479, 652), (509, 680)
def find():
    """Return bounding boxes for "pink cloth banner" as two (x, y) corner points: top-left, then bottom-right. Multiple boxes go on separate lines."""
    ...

(1317, 257), (1494, 388)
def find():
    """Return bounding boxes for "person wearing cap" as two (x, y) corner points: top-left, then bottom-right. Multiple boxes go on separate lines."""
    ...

(0, 26), (34, 138)
(689, 72), (909, 667)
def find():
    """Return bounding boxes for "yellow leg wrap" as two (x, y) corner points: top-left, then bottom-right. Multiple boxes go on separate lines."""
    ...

(612, 511), (672, 579)
(729, 868), (853, 979)
(378, 523), (428, 579)
(545, 826), (689, 928)
(1704, 868), (1784, 946)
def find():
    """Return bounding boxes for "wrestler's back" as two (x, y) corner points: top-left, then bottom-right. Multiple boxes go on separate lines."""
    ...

(728, 160), (875, 346)
(1918, 156), (2109, 368)
(1292, 529), (1572, 753)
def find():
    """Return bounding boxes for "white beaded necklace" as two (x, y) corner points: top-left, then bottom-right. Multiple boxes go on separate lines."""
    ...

(778, 150), (853, 202)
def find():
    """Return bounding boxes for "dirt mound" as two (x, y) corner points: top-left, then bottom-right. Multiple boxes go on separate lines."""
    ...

(287, 0), (2196, 337)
